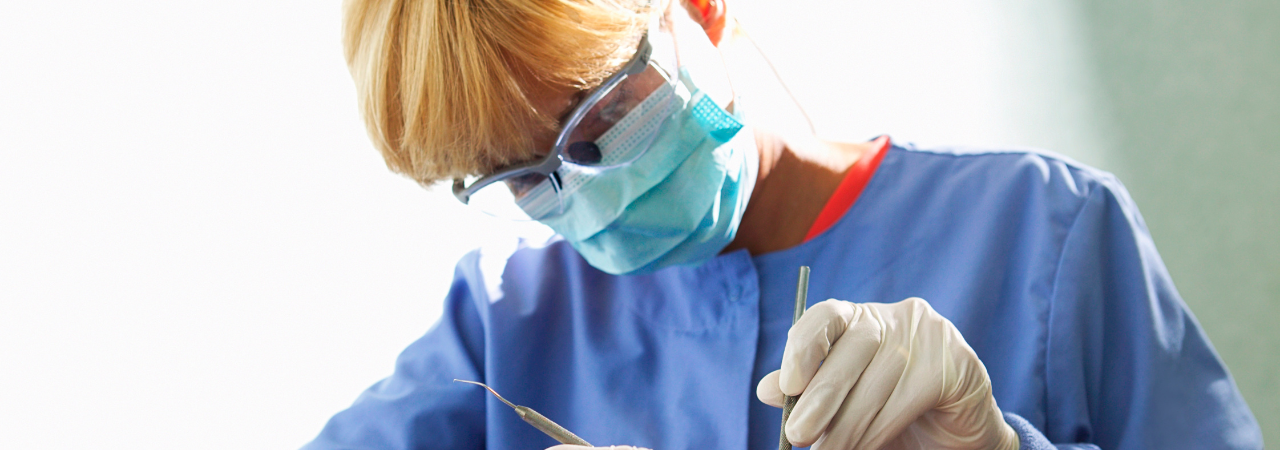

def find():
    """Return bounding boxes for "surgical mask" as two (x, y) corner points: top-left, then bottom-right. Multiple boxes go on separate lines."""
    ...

(520, 67), (758, 275)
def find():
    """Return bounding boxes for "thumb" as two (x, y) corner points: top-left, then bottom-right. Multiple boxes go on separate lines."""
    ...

(756, 370), (786, 408)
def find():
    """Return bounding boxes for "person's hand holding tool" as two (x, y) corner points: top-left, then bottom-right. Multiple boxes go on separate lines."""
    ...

(757, 298), (1020, 450)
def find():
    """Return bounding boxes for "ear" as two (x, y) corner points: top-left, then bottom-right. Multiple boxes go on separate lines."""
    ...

(683, 0), (729, 46)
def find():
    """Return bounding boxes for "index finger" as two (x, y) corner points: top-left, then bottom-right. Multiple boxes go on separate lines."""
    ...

(778, 299), (860, 396)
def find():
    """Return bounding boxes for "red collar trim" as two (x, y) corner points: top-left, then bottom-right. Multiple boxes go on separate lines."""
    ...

(802, 136), (891, 242)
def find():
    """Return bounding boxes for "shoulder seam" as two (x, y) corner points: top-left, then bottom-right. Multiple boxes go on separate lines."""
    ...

(1041, 183), (1106, 438)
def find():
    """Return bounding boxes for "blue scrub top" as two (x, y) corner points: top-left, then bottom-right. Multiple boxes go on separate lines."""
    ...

(304, 143), (1263, 449)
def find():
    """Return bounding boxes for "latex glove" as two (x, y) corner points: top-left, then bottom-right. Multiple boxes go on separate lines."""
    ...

(547, 446), (648, 450)
(757, 298), (1019, 450)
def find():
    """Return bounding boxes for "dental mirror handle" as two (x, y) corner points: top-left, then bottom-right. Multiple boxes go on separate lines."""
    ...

(454, 379), (591, 446)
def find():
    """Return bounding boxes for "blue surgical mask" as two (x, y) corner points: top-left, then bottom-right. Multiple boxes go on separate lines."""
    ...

(520, 68), (758, 275)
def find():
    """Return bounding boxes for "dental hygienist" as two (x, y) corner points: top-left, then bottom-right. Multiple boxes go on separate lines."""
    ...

(305, 0), (1262, 448)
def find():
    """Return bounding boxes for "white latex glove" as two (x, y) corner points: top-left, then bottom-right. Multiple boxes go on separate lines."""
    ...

(547, 446), (648, 450)
(757, 298), (1019, 450)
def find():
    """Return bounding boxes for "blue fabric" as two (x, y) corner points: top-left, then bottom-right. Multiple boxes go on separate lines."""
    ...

(1006, 412), (1098, 450)
(304, 143), (1263, 450)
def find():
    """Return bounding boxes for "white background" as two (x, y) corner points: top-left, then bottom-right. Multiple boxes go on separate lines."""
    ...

(1, 2), (536, 447)
(2, 0), (1274, 448)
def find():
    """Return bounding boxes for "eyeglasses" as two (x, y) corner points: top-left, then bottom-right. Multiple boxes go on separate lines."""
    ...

(451, 31), (678, 220)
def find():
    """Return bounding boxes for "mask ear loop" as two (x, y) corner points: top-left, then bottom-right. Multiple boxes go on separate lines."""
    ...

(731, 18), (817, 136)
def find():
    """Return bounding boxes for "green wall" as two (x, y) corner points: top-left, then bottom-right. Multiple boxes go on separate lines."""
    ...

(1076, 0), (1280, 441)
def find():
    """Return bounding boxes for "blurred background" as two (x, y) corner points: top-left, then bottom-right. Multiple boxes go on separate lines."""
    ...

(0, 0), (1274, 448)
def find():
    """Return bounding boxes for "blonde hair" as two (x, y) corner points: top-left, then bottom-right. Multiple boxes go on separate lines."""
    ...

(342, 0), (653, 184)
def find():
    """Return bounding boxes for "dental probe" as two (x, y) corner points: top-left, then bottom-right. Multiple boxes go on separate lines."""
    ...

(453, 379), (591, 446)
(778, 266), (810, 450)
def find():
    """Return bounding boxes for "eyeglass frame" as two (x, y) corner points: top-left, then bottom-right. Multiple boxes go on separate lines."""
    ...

(452, 34), (655, 205)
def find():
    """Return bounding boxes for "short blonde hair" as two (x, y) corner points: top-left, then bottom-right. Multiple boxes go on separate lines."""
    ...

(342, 0), (653, 184)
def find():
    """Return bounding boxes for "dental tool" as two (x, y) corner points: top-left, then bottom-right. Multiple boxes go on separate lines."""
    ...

(453, 379), (591, 446)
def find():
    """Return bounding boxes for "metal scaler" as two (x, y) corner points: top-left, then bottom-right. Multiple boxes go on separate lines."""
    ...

(453, 379), (591, 446)
(779, 266), (810, 450)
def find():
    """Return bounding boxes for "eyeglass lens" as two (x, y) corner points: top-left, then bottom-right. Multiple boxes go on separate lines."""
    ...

(561, 65), (668, 165)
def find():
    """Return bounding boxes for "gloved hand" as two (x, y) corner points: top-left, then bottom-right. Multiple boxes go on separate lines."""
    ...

(757, 298), (1019, 450)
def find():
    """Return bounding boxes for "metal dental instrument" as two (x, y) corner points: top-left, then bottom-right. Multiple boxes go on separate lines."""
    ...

(453, 379), (591, 446)
(778, 266), (810, 450)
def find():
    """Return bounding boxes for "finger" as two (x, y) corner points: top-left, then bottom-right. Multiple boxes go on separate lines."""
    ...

(779, 299), (857, 396)
(546, 447), (650, 450)
(809, 303), (907, 450)
(785, 303), (882, 447)
(855, 298), (961, 450)
(756, 370), (786, 408)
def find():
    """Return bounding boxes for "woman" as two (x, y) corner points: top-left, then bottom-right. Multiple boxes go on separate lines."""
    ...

(306, 0), (1262, 448)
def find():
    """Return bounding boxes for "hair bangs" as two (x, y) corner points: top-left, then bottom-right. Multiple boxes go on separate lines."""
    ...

(343, 0), (653, 185)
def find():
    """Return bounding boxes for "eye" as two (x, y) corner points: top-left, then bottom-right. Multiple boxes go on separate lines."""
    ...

(566, 141), (603, 164)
